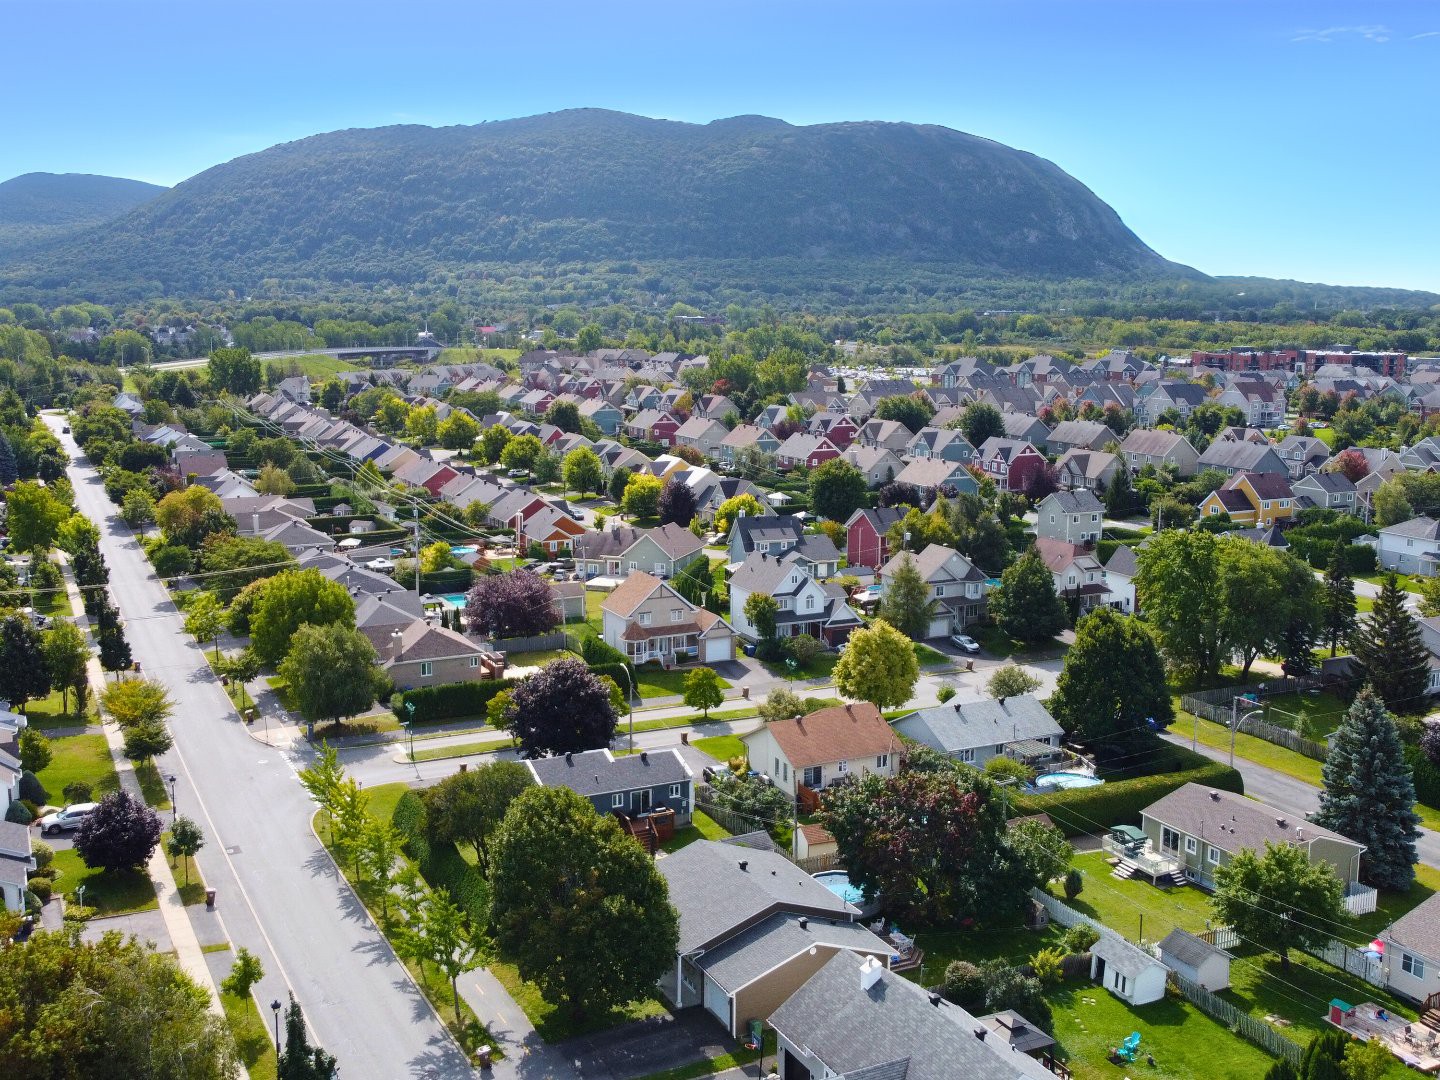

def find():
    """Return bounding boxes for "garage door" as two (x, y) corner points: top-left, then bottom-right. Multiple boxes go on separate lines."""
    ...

(704, 635), (733, 663)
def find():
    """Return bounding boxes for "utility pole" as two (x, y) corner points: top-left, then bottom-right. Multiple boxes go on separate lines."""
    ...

(413, 507), (421, 594)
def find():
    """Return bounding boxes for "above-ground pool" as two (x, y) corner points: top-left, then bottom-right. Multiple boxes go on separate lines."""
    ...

(814, 871), (882, 916)
(450, 544), (478, 556)
(1033, 771), (1104, 791)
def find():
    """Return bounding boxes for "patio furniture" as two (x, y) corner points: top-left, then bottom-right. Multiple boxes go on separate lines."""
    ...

(1115, 1032), (1141, 1063)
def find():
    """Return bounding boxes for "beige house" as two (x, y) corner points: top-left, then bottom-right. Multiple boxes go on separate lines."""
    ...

(741, 703), (900, 799)
(382, 621), (504, 690)
(601, 571), (736, 665)
(1118, 429), (1200, 476)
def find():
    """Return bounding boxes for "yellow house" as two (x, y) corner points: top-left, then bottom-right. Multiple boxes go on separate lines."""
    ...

(1199, 470), (1297, 527)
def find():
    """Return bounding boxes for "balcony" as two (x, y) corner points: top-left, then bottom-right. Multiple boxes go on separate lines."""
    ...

(1102, 833), (1185, 886)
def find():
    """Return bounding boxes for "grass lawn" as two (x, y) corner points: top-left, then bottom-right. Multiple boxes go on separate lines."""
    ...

(135, 760), (172, 811)
(34, 733), (118, 804)
(263, 675), (296, 712)
(1358, 570), (1424, 593)
(629, 1032), (773, 1080)
(626, 705), (762, 735)
(220, 991), (277, 1080)
(660, 811), (731, 853)
(764, 652), (838, 681)
(161, 829), (208, 906)
(914, 643), (950, 667)
(633, 665), (731, 699)
(49, 848), (156, 914)
(1357, 595), (1375, 613)
(1061, 852), (1213, 945)
(487, 958), (669, 1043)
(504, 648), (574, 668)
(1254, 689), (1349, 741)
(34, 583), (74, 617)
(261, 354), (359, 378)
(410, 734), (513, 762)
(1047, 982), (1275, 1080)
(911, 923), (1066, 986)
(971, 625), (1066, 661)
(692, 734), (746, 763)
(25, 687), (96, 730)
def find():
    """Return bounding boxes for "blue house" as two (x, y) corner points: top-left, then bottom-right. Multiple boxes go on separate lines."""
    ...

(526, 748), (694, 848)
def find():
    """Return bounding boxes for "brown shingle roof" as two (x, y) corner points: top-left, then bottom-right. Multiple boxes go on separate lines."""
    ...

(759, 703), (899, 768)
(602, 571), (665, 617)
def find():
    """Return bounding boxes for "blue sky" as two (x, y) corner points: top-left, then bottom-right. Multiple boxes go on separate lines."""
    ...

(5, 0), (1439, 292)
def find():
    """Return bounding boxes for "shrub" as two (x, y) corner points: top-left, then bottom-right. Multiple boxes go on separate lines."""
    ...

(983, 756), (1030, 784)
(5, 801), (32, 824)
(942, 960), (986, 1011)
(389, 789), (488, 924)
(1062, 924), (1100, 954)
(390, 678), (519, 724)
(391, 790), (431, 866)
(149, 544), (193, 578)
(784, 634), (825, 667)
(1029, 946), (1065, 986)
(1014, 756), (1244, 838)
(580, 636), (632, 671)
(30, 839), (53, 871)
(1063, 867), (1084, 901)
(18, 771), (47, 805)
(28, 875), (53, 903)
(936, 685), (956, 704)
(62, 780), (93, 804)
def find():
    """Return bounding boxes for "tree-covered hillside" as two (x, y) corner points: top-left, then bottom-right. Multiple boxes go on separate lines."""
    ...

(0, 173), (166, 259)
(0, 109), (1191, 301)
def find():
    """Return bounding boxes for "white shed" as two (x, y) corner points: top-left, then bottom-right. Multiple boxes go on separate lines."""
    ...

(1158, 928), (1233, 992)
(1091, 933), (1168, 1006)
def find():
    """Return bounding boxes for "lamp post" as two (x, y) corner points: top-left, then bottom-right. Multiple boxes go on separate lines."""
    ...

(270, 999), (282, 1055)
(403, 700), (416, 763)
(617, 664), (636, 752)
(166, 774), (177, 819)
(1229, 696), (1265, 768)
(75, 884), (86, 909)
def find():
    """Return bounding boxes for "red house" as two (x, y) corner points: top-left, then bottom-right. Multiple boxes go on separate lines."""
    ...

(811, 414), (860, 450)
(844, 506), (907, 569)
(420, 465), (460, 497)
(627, 409), (681, 446)
(976, 437), (1046, 493)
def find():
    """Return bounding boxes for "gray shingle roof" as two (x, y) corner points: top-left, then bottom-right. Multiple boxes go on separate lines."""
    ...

(1158, 928), (1232, 968)
(1039, 490), (1104, 515)
(1142, 782), (1359, 858)
(696, 913), (892, 992)
(527, 748), (690, 799)
(1092, 934), (1167, 980)
(768, 950), (1055, 1080)
(1384, 891), (1440, 957)
(1381, 516), (1440, 541)
(657, 840), (857, 952)
(894, 695), (1063, 755)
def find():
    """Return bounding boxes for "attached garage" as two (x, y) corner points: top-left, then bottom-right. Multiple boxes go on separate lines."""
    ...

(703, 632), (733, 663)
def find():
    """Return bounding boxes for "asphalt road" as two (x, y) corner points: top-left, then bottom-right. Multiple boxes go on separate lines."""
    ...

(1165, 732), (1440, 869)
(45, 415), (474, 1080)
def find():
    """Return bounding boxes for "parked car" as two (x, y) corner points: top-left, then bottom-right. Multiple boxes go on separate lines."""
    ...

(506, 469), (529, 479)
(950, 633), (981, 654)
(19, 607), (49, 630)
(37, 802), (97, 836)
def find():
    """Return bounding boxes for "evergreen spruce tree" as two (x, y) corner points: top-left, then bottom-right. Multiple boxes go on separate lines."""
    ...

(1312, 685), (1421, 890)
(0, 432), (17, 486)
(277, 994), (338, 1080)
(96, 597), (133, 676)
(1103, 465), (1132, 517)
(1320, 544), (1357, 657)
(1351, 574), (1429, 712)
(878, 552), (935, 641)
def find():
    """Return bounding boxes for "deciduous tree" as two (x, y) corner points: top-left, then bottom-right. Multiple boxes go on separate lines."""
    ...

(986, 664), (1042, 699)
(809, 458), (868, 522)
(878, 551), (934, 640)
(621, 472), (662, 518)
(990, 548), (1068, 644)
(1211, 841), (1347, 971)
(1135, 529), (1226, 679)
(155, 485), (234, 549)
(658, 476), (697, 527)
(183, 590), (225, 658)
(683, 666), (724, 717)
(421, 761), (534, 874)
(561, 446), (603, 496)
(1048, 607), (1172, 749)
(75, 790), (162, 873)
(249, 568), (355, 665)
(122, 718), (173, 764)
(714, 492), (764, 535)
(463, 568), (559, 639)
(489, 786), (678, 1021)
(504, 657), (618, 757)
(957, 401), (1005, 447)
(277, 623), (385, 730)
(437, 410), (480, 450)
(0, 614), (51, 709)
(166, 816), (204, 885)
(101, 676), (173, 728)
(6, 480), (69, 551)
(499, 433), (543, 475)
(832, 618), (918, 708)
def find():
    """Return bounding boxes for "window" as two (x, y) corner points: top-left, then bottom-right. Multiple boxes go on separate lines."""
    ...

(1185, 837), (1198, 855)
(1092, 513), (1100, 521)
(1210, 505), (1219, 515)
(935, 584), (945, 597)
(836, 760), (849, 774)
(1403, 953), (1426, 980)
(782, 763), (788, 782)
(469, 656), (480, 668)
(1280, 499), (1290, 508)
(420, 661), (433, 678)
(876, 754), (889, 769)
(628, 560), (638, 571)
(957, 749), (975, 763)
(669, 784), (682, 799)
(803, 766), (822, 787)
(1161, 827), (1180, 852)
(639, 612), (652, 626)
(805, 594), (815, 611)
(671, 609), (683, 623)
(1114, 972), (1128, 995)
(611, 793), (624, 808)
(1207, 845), (1220, 865)
(756, 541), (769, 552)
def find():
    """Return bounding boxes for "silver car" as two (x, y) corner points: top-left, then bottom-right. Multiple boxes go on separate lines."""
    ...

(37, 802), (98, 836)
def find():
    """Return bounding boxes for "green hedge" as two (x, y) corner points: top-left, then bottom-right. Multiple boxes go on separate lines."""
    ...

(589, 662), (631, 693)
(580, 636), (632, 672)
(391, 678), (518, 723)
(391, 790), (489, 924)
(1013, 760), (1245, 838)
(419, 569), (475, 594)
(1406, 746), (1440, 811)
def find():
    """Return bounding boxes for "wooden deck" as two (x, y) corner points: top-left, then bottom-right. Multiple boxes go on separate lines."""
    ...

(1329, 1002), (1440, 1073)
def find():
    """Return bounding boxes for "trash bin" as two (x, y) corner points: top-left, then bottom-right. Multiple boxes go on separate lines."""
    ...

(205, 888), (217, 909)
(475, 1045), (492, 1069)
(742, 686), (750, 700)
(681, 732), (689, 745)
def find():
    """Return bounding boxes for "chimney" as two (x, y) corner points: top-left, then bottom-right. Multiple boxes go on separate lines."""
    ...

(859, 955), (883, 991)
(1297, 827), (1304, 841)
(251, 513), (260, 534)
(1276, 817), (1287, 829)
(738, 860), (749, 872)
(928, 993), (943, 1007)
(799, 917), (808, 930)
(998, 697), (1006, 708)
(1209, 790), (1220, 801)
(641, 751), (649, 765)
(564, 752), (573, 766)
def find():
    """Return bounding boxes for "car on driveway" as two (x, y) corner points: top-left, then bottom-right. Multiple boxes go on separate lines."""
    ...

(37, 802), (97, 836)
(950, 633), (981, 654)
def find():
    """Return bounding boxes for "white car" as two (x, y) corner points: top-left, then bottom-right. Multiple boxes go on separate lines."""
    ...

(38, 802), (97, 836)
(365, 557), (396, 572)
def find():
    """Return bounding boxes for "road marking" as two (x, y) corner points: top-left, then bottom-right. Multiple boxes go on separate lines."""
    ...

(474, 982), (486, 995)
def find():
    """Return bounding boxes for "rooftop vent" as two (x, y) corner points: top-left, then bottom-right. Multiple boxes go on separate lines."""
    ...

(738, 860), (749, 872)
(1209, 790), (1220, 801)
(1277, 817), (1287, 829)
(641, 752), (649, 765)
(974, 1027), (987, 1040)
(564, 752), (573, 766)
(799, 917), (808, 930)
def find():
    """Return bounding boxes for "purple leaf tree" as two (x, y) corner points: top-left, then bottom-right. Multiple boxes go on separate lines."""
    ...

(464, 569), (561, 640)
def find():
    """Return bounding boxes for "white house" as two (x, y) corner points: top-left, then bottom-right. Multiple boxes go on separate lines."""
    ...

(1380, 891), (1440, 1004)
(877, 543), (987, 639)
(741, 703), (899, 799)
(1034, 490), (1104, 545)
(1377, 516), (1440, 577)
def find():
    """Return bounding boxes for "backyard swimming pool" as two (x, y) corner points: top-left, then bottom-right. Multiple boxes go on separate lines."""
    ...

(1032, 771), (1104, 791)
(814, 871), (866, 905)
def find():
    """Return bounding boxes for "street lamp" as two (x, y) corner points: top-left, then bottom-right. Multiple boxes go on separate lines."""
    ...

(1229, 696), (1265, 768)
(402, 700), (416, 763)
(75, 884), (86, 909)
(270, 999), (282, 1055)
(166, 773), (177, 818)
(617, 664), (636, 752)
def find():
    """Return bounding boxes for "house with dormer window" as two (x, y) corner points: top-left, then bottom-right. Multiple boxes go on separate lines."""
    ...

(878, 543), (987, 638)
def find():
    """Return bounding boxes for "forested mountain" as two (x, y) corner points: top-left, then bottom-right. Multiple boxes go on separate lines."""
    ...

(0, 172), (166, 259)
(0, 109), (1194, 302)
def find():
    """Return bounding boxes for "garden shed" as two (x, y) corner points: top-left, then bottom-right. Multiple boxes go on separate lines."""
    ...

(1091, 933), (1168, 1006)
(1157, 928), (1233, 991)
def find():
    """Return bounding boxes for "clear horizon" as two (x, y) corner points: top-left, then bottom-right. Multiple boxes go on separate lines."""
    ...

(6, 0), (1439, 294)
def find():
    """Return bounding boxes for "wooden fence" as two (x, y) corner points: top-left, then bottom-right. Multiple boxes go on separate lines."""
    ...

(485, 631), (576, 655)
(1169, 972), (1305, 1066)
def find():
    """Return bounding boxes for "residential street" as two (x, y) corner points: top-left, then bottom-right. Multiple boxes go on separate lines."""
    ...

(44, 415), (477, 1080)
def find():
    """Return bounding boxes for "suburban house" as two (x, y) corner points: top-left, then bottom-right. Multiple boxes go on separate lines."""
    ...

(656, 841), (894, 1039)
(1032, 538), (1110, 614)
(998, 411), (1052, 449)
(515, 504), (587, 555)
(382, 621), (503, 690)
(893, 694), (1064, 768)
(775, 432), (841, 470)
(893, 456), (980, 494)
(527, 748), (693, 848)
(1276, 434), (1332, 477)
(601, 572), (736, 665)
(578, 397), (623, 435)
(1198, 471), (1297, 527)
(976, 437), (1047, 492)
(1055, 448), (1121, 493)
(1135, 380), (1209, 427)
(1377, 516), (1440, 577)
(1158, 928), (1233, 992)
(841, 444), (904, 488)
(1046, 419), (1114, 455)
(1217, 382), (1284, 426)
(1196, 439), (1289, 477)
(728, 550), (861, 646)
(857, 418), (914, 454)
(716, 424), (780, 467)
(726, 517), (840, 580)
(1034, 490), (1105, 545)
(1139, 782), (1366, 890)
(844, 506), (906, 570)
(878, 543), (988, 639)
(769, 950), (1060, 1080)
(0, 729), (33, 913)
(626, 409), (681, 445)
(573, 523), (705, 582)
(741, 703), (900, 799)
(906, 426), (977, 465)
(674, 416), (729, 459)
(1103, 543), (1139, 613)
(1118, 428), (1201, 476)
(1294, 471), (1357, 514)
(1378, 892), (1440, 1004)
